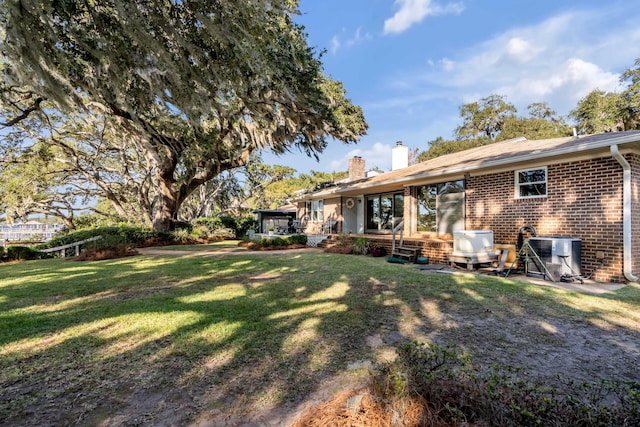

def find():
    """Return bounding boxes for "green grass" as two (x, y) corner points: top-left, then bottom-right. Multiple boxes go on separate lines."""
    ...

(1, 251), (639, 425)
(147, 239), (244, 251)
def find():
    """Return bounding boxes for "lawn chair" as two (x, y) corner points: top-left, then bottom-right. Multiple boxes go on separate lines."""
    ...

(293, 218), (307, 234)
(321, 220), (337, 235)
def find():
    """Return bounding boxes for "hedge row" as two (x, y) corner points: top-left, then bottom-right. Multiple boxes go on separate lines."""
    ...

(35, 226), (174, 250)
(1, 245), (51, 261)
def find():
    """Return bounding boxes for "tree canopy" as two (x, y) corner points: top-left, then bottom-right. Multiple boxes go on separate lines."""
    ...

(418, 100), (572, 162)
(455, 94), (517, 141)
(571, 59), (640, 134)
(0, 0), (367, 230)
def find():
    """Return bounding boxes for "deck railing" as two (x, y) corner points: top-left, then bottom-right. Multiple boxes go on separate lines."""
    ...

(391, 220), (404, 254)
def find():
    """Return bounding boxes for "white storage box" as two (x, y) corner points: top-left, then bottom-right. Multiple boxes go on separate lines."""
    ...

(452, 230), (495, 258)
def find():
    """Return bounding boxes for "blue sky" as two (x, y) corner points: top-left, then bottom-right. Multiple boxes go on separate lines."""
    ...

(262, 0), (640, 175)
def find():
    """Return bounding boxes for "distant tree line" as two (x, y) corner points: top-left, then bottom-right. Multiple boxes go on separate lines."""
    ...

(417, 58), (640, 162)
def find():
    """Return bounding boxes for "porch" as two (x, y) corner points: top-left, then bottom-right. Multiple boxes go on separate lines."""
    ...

(321, 232), (455, 265)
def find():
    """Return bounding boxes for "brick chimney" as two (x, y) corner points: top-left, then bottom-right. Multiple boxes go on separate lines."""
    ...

(348, 156), (365, 181)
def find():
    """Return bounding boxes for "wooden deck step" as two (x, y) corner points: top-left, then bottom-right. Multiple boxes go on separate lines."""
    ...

(391, 246), (419, 263)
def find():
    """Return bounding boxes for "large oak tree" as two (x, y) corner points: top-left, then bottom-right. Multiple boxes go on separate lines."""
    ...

(1, 0), (367, 230)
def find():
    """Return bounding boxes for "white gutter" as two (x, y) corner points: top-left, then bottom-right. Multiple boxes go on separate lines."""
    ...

(610, 144), (639, 282)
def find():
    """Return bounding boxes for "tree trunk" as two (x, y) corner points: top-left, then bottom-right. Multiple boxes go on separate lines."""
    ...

(152, 183), (179, 232)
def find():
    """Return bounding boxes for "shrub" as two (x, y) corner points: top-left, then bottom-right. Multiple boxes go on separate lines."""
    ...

(259, 238), (272, 247)
(194, 217), (223, 231)
(210, 228), (235, 239)
(370, 242), (387, 257)
(5, 245), (48, 261)
(173, 220), (193, 231)
(172, 228), (194, 243)
(235, 217), (258, 236)
(352, 237), (370, 255)
(36, 226), (174, 252)
(190, 225), (210, 240)
(270, 237), (287, 246)
(287, 234), (308, 245)
(193, 216), (257, 239)
(0, 246), (4, 258)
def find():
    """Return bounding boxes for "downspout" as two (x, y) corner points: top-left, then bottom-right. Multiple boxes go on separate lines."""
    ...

(610, 144), (639, 282)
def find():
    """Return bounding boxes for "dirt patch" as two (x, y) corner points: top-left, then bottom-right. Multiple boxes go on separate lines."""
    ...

(238, 241), (308, 251)
(74, 247), (138, 261)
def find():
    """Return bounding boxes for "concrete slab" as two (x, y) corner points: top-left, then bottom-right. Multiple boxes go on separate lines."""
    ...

(413, 263), (627, 294)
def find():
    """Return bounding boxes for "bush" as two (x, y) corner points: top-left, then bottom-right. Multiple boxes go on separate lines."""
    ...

(259, 238), (272, 247)
(193, 216), (257, 239)
(5, 245), (48, 261)
(193, 217), (223, 231)
(370, 243), (387, 257)
(287, 234), (308, 245)
(210, 228), (235, 239)
(0, 246), (4, 258)
(190, 225), (210, 240)
(352, 237), (370, 255)
(235, 217), (258, 236)
(36, 226), (174, 252)
(270, 237), (287, 246)
(172, 228), (194, 243)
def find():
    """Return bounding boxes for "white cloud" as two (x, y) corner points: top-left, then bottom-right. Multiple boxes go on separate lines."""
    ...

(504, 37), (543, 63)
(402, 9), (636, 115)
(346, 27), (373, 48)
(439, 57), (455, 71)
(330, 142), (393, 171)
(330, 27), (373, 54)
(384, 0), (465, 35)
(330, 35), (341, 54)
(493, 58), (620, 113)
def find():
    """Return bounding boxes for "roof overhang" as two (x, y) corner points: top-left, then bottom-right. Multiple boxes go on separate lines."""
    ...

(294, 132), (640, 200)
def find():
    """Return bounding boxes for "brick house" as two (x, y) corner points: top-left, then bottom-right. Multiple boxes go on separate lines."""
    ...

(294, 131), (640, 283)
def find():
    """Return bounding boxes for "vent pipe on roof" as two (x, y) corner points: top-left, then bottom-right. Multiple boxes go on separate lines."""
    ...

(392, 141), (409, 170)
(610, 144), (639, 282)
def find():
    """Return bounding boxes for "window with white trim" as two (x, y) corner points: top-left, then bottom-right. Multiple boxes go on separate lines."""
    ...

(305, 200), (324, 222)
(515, 167), (547, 198)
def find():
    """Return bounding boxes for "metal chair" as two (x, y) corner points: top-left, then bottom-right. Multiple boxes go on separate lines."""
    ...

(321, 220), (336, 235)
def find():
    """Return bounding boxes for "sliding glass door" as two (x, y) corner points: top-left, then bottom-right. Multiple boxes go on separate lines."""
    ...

(366, 192), (404, 232)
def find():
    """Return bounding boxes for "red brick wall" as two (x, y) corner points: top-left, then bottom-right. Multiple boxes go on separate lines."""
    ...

(466, 156), (627, 283)
(324, 197), (342, 233)
(366, 236), (453, 264)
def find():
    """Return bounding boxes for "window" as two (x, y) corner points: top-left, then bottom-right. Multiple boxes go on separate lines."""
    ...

(366, 192), (404, 231)
(516, 167), (547, 198)
(416, 180), (465, 234)
(305, 200), (324, 222)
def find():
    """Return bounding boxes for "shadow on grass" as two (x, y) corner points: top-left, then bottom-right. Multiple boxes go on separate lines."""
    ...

(0, 253), (639, 425)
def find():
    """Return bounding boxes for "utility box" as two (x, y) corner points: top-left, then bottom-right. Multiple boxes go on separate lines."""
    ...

(527, 237), (581, 278)
(450, 230), (497, 270)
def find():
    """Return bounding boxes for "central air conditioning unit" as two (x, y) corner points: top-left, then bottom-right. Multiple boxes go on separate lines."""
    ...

(450, 230), (497, 268)
(527, 237), (581, 279)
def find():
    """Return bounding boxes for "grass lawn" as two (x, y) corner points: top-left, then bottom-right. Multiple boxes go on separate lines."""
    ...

(1, 245), (639, 425)
(146, 240), (249, 252)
